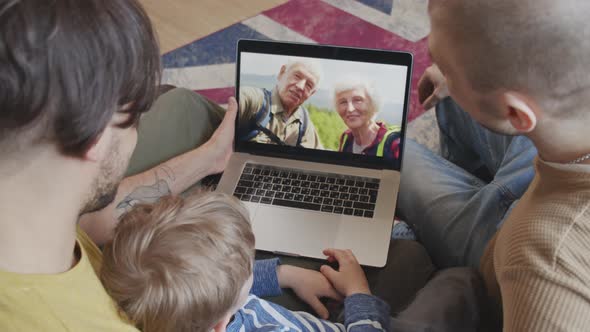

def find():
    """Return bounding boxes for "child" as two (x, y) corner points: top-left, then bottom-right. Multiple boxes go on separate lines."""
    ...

(100, 193), (390, 332)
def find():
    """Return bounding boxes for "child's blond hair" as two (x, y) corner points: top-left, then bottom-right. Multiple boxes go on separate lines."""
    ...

(100, 192), (255, 332)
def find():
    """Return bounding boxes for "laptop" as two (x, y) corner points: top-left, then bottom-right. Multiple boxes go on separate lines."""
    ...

(217, 39), (413, 267)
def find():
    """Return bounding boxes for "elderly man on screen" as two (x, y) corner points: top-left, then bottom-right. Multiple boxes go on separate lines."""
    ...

(238, 59), (323, 149)
(335, 78), (402, 167)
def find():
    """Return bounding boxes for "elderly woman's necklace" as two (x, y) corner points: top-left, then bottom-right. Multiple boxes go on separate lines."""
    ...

(367, 123), (380, 145)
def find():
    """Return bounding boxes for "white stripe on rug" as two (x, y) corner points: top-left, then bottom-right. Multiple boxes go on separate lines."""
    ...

(243, 15), (317, 43)
(162, 63), (235, 91)
(321, 0), (430, 42)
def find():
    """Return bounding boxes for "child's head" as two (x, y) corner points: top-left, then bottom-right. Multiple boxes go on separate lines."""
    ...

(101, 193), (255, 332)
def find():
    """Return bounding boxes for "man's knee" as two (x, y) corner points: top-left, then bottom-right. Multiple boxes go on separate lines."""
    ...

(155, 87), (217, 112)
(428, 267), (484, 300)
(156, 87), (193, 103)
(149, 87), (224, 139)
(369, 240), (436, 314)
(389, 239), (433, 268)
(126, 88), (223, 176)
(398, 267), (485, 331)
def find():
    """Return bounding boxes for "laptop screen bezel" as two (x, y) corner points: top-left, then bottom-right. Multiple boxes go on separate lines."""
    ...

(235, 39), (413, 171)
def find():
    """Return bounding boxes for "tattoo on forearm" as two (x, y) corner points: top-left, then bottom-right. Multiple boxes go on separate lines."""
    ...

(115, 166), (175, 218)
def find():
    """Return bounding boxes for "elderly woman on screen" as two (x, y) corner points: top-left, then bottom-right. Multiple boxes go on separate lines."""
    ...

(334, 78), (402, 164)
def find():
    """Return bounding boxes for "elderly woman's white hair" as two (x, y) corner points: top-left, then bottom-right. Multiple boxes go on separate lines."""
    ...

(333, 76), (381, 117)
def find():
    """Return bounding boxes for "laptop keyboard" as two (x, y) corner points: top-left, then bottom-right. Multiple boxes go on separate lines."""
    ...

(232, 163), (380, 218)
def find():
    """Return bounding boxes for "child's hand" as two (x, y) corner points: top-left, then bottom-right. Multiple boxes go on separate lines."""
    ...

(320, 248), (371, 297)
(277, 265), (343, 319)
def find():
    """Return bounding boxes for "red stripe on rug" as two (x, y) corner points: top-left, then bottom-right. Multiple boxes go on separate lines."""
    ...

(195, 87), (235, 105)
(263, 0), (430, 121)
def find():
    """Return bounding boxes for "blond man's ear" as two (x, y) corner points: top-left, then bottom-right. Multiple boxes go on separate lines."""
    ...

(503, 92), (539, 134)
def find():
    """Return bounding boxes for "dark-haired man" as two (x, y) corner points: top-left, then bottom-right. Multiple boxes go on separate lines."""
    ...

(0, 1), (236, 330)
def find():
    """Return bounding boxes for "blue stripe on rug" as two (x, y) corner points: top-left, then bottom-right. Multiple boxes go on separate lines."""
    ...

(356, 0), (393, 14)
(162, 23), (270, 68)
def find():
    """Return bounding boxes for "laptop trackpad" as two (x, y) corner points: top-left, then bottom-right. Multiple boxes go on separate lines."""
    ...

(252, 206), (339, 259)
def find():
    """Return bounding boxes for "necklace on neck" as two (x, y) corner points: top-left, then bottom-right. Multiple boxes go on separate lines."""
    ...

(568, 152), (590, 164)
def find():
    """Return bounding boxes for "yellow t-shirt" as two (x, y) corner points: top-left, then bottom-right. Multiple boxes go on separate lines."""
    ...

(0, 228), (139, 331)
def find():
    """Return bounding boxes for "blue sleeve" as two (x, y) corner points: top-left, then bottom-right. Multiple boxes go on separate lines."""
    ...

(237, 296), (347, 332)
(344, 294), (391, 332)
(251, 258), (283, 297)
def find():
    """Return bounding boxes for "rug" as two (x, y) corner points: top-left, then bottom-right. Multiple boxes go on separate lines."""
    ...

(162, 0), (431, 116)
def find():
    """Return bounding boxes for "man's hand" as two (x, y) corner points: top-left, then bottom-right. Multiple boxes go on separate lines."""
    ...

(277, 265), (343, 319)
(320, 249), (371, 297)
(418, 64), (449, 110)
(201, 97), (237, 175)
(80, 98), (238, 246)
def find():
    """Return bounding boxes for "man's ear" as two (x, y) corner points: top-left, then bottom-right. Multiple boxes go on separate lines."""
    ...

(503, 92), (538, 133)
(278, 65), (287, 80)
(211, 314), (232, 332)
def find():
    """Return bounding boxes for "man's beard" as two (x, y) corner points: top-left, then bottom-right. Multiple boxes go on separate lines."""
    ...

(80, 138), (128, 215)
(82, 181), (120, 215)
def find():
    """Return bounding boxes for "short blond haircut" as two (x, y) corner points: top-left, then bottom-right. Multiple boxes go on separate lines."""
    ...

(430, 0), (590, 117)
(100, 192), (255, 332)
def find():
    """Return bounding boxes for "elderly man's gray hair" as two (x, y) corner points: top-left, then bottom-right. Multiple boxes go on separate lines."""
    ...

(283, 57), (323, 83)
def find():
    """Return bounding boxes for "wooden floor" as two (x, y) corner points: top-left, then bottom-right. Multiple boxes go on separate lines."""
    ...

(139, 0), (288, 53)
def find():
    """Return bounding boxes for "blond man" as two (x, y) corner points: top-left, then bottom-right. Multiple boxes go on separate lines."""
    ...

(398, 0), (590, 330)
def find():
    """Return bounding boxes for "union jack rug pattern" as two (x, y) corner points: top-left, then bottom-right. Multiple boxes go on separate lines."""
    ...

(162, 0), (431, 122)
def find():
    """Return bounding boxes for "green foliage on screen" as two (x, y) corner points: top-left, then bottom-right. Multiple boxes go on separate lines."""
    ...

(306, 104), (347, 151)
(306, 104), (394, 151)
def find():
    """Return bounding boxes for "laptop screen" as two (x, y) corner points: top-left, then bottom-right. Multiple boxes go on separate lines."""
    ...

(236, 40), (413, 171)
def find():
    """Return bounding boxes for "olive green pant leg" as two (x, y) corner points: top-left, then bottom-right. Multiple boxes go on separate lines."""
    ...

(126, 88), (225, 177)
